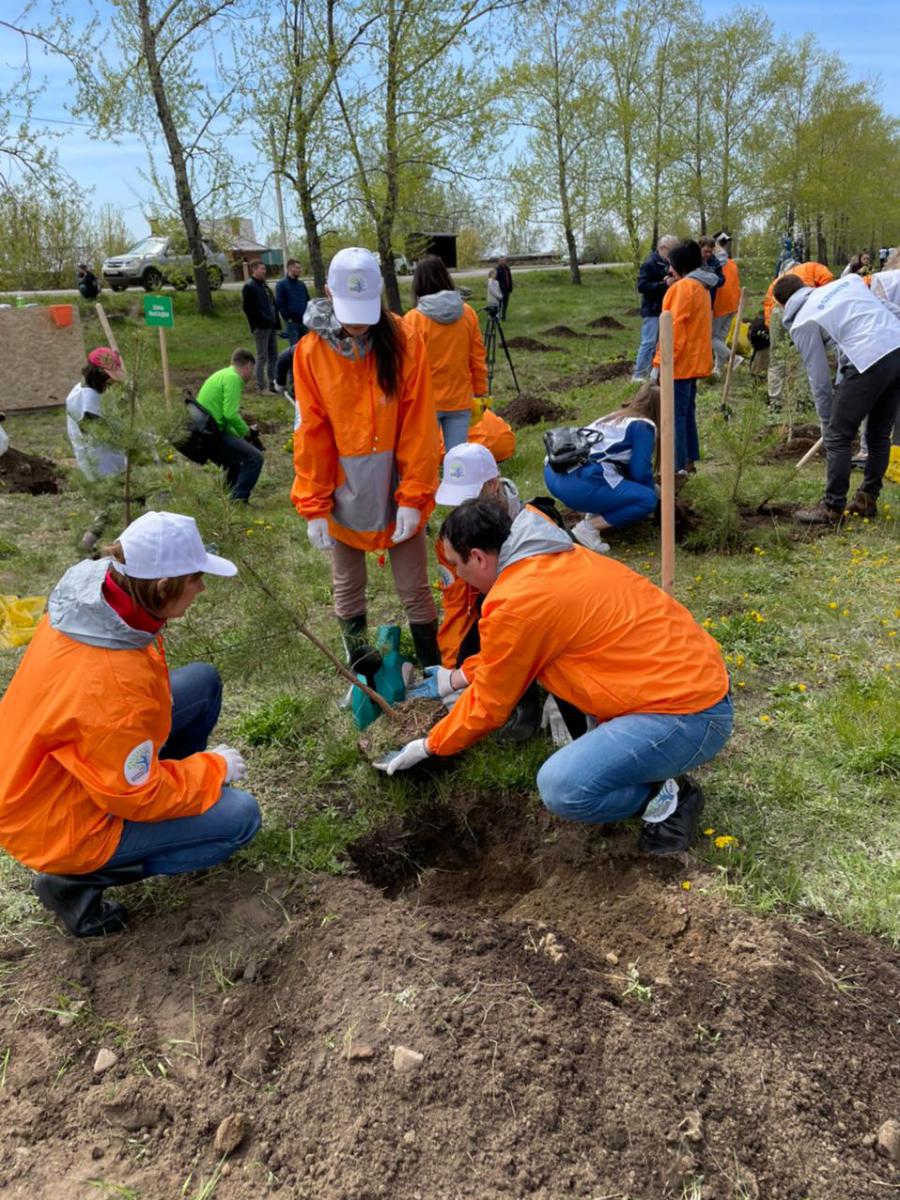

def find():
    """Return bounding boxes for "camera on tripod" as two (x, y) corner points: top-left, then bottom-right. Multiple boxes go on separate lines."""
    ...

(480, 306), (520, 393)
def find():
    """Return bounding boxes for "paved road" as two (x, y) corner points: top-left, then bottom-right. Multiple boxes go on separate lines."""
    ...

(4, 262), (628, 300)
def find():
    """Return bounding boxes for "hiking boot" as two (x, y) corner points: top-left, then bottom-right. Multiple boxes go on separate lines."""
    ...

(794, 502), (843, 526)
(571, 519), (610, 554)
(846, 490), (877, 518)
(637, 776), (705, 855)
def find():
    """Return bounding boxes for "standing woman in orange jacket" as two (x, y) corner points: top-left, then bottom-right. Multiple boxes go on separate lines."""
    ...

(402, 255), (489, 450)
(0, 511), (261, 939)
(292, 247), (442, 669)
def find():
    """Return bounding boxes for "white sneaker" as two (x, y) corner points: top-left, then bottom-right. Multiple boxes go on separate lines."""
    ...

(732, 354), (745, 368)
(572, 520), (610, 554)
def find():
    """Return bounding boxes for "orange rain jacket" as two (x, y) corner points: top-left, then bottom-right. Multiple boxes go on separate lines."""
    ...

(763, 261), (834, 327)
(653, 277), (714, 380)
(292, 300), (441, 551)
(427, 510), (728, 758)
(403, 293), (488, 413)
(468, 409), (516, 462)
(713, 258), (741, 317)
(0, 561), (226, 874)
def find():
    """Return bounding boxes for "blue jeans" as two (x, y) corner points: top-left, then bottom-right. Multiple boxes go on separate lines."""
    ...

(634, 316), (659, 377)
(438, 409), (471, 450)
(106, 663), (261, 875)
(537, 694), (733, 825)
(284, 321), (305, 347)
(674, 378), (700, 469)
(544, 463), (657, 529)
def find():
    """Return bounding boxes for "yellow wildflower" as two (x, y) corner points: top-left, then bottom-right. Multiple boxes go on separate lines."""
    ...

(759, 714), (771, 723)
(703, 828), (715, 837)
(714, 835), (738, 849)
(681, 881), (692, 891)
(827, 602), (838, 610)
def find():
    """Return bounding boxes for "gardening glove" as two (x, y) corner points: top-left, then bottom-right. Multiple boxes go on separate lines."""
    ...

(408, 665), (457, 701)
(308, 517), (335, 551)
(373, 738), (431, 776)
(541, 696), (573, 747)
(391, 506), (420, 544)
(212, 744), (247, 783)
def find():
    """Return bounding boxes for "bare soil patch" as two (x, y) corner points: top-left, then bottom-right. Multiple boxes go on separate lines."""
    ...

(498, 392), (567, 428)
(542, 325), (586, 339)
(1, 794), (898, 1199)
(504, 337), (557, 353)
(587, 315), (625, 330)
(0, 447), (63, 495)
(761, 422), (823, 463)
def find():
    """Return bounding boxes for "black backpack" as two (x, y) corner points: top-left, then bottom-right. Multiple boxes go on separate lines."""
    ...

(172, 394), (221, 465)
(543, 425), (603, 472)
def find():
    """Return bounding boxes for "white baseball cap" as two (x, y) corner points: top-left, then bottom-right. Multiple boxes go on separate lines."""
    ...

(436, 443), (499, 506)
(327, 247), (383, 326)
(117, 512), (237, 579)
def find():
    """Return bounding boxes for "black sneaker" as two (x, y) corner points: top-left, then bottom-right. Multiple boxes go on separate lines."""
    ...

(637, 776), (705, 855)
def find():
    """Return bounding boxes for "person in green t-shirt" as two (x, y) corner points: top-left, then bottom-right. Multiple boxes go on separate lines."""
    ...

(194, 348), (264, 502)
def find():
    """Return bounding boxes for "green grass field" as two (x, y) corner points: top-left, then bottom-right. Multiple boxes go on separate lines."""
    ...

(1, 268), (898, 943)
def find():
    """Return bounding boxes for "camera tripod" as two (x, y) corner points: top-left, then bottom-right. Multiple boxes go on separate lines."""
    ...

(481, 307), (521, 395)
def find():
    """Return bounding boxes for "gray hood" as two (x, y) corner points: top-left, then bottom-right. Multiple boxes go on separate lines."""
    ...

(500, 478), (522, 519)
(686, 267), (720, 291)
(781, 286), (815, 332)
(304, 297), (371, 361)
(497, 507), (573, 575)
(417, 290), (464, 324)
(48, 558), (159, 650)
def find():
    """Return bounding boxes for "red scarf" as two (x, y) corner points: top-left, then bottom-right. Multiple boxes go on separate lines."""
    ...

(102, 570), (165, 634)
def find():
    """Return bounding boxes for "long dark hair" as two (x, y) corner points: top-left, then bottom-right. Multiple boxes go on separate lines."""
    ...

(411, 254), (455, 306)
(370, 307), (405, 399)
(82, 363), (111, 393)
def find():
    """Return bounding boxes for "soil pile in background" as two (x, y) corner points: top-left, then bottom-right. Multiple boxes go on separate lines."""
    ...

(543, 325), (585, 338)
(762, 422), (822, 462)
(587, 315), (625, 330)
(1, 797), (898, 1200)
(625, 306), (642, 316)
(504, 337), (557, 353)
(0, 447), (63, 495)
(499, 392), (566, 428)
(550, 359), (632, 391)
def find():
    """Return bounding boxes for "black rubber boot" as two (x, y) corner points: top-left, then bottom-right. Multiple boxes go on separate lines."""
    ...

(338, 615), (382, 685)
(495, 682), (542, 746)
(637, 776), (705, 855)
(31, 863), (146, 938)
(409, 620), (440, 669)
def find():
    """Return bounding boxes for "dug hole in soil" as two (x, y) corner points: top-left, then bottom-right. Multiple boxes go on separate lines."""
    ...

(1, 789), (898, 1200)
(0, 447), (63, 495)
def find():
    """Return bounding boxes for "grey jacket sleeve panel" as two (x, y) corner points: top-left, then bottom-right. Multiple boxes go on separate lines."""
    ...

(789, 323), (833, 411)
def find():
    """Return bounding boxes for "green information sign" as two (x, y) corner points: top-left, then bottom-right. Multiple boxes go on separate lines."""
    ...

(143, 295), (175, 328)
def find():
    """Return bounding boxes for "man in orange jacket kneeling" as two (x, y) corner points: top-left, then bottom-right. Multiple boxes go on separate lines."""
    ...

(376, 499), (733, 854)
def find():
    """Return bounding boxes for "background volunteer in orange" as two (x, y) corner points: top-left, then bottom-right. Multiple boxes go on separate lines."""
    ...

(377, 499), (733, 856)
(711, 231), (741, 370)
(291, 247), (442, 669)
(467, 407), (516, 462)
(0, 512), (261, 939)
(402, 254), (489, 450)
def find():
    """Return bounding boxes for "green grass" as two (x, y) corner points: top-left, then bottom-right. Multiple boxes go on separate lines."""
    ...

(1, 266), (898, 942)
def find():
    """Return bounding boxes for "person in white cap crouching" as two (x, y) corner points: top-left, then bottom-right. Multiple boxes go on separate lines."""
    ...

(0, 511), (261, 938)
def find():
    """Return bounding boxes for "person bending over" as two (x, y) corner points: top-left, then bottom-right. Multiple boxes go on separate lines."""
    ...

(379, 499), (732, 855)
(0, 511), (261, 938)
(544, 383), (659, 554)
(192, 348), (265, 502)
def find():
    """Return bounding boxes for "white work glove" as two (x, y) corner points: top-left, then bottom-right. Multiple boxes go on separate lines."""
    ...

(212, 744), (247, 783)
(408, 665), (458, 700)
(373, 738), (431, 775)
(541, 697), (573, 747)
(391, 506), (420, 544)
(308, 517), (335, 551)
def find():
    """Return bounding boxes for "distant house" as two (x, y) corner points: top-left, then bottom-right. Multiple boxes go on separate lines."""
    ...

(200, 219), (279, 280)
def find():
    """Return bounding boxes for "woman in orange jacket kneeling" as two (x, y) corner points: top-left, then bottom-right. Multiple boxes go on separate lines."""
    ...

(0, 511), (261, 938)
(292, 248), (442, 668)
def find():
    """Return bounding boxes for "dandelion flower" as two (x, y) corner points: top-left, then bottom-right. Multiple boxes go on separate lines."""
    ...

(714, 835), (738, 849)
(759, 713), (771, 723)
(827, 602), (838, 610)
(703, 828), (715, 837)
(681, 881), (693, 891)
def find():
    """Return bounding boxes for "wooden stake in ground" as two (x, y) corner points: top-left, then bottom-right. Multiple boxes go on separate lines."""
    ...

(719, 286), (746, 419)
(658, 310), (675, 595)
(237, 557), (401, 722)
(95, 302), (127, 380)
(158, 326), (172, 405)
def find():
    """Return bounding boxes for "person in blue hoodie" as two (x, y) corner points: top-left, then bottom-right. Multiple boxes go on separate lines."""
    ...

(275, 258), (311, 346)
(633, 234), (679, 381)
(543, 384), (659, 553)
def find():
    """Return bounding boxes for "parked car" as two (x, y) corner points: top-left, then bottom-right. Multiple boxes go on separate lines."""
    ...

(101, 236), (229, 292)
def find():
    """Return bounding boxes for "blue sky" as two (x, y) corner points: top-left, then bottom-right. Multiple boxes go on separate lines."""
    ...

(1, 1), (897, 244)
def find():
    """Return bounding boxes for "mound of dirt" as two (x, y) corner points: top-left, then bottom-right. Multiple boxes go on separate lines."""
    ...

(587, 315), (625, 330)
(625, 306), (642, 316)
(553, 359), (632, 391)
(1, 796), (898, 1200)
(498, 392), (567, 428)
(542, 325), (585, 338)
(761, 422), (823, 463)
(504, 337), (557, 353)
(0, 447), (63, 495)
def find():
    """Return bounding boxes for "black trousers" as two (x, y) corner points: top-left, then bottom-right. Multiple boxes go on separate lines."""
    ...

(825, 346), (900, 508)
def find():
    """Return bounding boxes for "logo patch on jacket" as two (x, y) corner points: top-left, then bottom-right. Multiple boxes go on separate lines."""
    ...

(124, 740), (154, 786)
